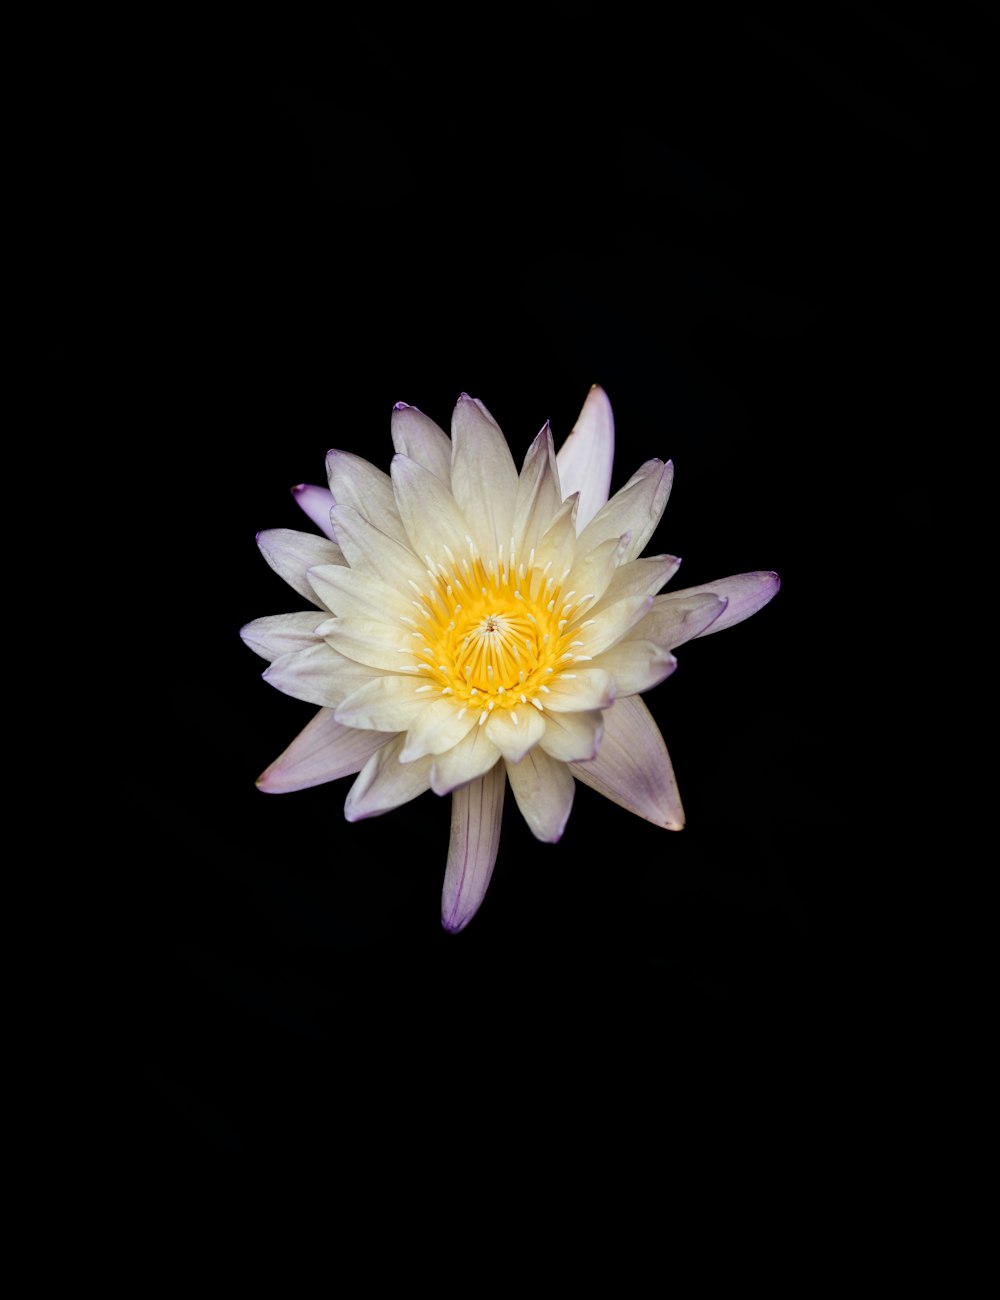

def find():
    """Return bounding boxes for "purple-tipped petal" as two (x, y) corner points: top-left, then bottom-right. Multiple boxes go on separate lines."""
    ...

(291, 484), (337, 541)
(663, 571), (781, 637)
(256, 709), (393, 793)
(569, 695), (684, 829)
(441, 761), (506, 934)
(256, 528), (346, 607)
(324, 450), (407, 544)
(556, 384), (615, 531)
(450, 394), (519, 557)
(240, 611), (327, 662)
(390, 403), (453, 486)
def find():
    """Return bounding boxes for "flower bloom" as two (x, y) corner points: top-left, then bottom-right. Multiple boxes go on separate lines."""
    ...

(241, 388), (779, 932)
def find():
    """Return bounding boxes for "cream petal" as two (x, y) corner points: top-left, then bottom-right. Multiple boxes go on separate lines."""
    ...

(325, 449), (408, 545)
(329, 501), (427, 589)
(291, 484), (337, 541)
(513, 424), (563, 558)
(589, 641), (678, 696)
(450, 394), (518, 558)
(563, 532), (630, 609)
(256, 709), (393, 793)
(398, 696), (478, 762)
(484, 703), (546, 763)
(662, 571), (781, 637)
(531, 493), (580, 576)
(306, 564), (411, 621)
(537, 708), (604, 763)
(627, 592), (727, 650)
(390, 403), (452, 486)
(256, 529), (347, 608)
(263, 642), (384, 708)
(429, 724), (501, 796)
(344, 733), (434, 821)
(390, 453), (474, 564)
(239, 611), (328, 662)
(505, 746), (575, 842)
(542, 667), (616, 712)
(441, 762), (506, 933)
(577, 555), (681, 656)
(334, 674), (436, 732)
(569, 696), (684, 829)
(576, 459), (674, 562)
(320, 616), (423, 673)
(555, 384), (615, 532)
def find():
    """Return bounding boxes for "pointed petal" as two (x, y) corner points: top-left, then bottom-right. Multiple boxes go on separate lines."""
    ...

(450, 394), (518, 558)
(390, 402), (452, 486)
(484, 702), (546, 762)
(291, 484), (337, 541)
(537, 708), (604, 763)
(390, 453), (474, 563)
(589, 641), (678, 696)
(569, 696), (684, 829)
(513, 423), (563, 558)
(576, 459), (673, 562)
(441, 762), (506, 933)
(429, 724), (501, 796)
(256, 709), (392, 793)
(662, 572), (781, 636)
(256, 529), (347, 608)
(306, 564), (411, 621)
(344, 733), (434, 820)
(263, 642), (385, 708)
(334, 674), (437, 732)
(319, 616), (422, 673)
(398, 696), (478, 762)
(505, 747), (574, 842)
(325, 449), (408, 545)
(329, 501), (427, 589)
(555, 384), (615, 531)
(240, 611), (327, 662)
(532, 493), (580, 576)
(579, 555), (681, 656)
(541, 667), (616, 712)
(627, 592), (728, 650)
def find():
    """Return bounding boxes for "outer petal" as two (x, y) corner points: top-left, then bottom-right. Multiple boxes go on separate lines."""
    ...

(291, 484), (337, 541)
(429, 724), (502, 796)
(325, 449), (408, 545)
(555, 384), (615, 531)
(390, 403), (452, 486)
(569, 696), (684, 829)
(240, 611), (327, 662)
(537, 708), (604, 763)
(513, 424), (563, 558)
(505, 747), (574, 842)
(575, 459), (673, 562)
(334, 674), (437, 732)
(484, 702), (546, 763)
(450, 394), (518, 558)
(263, 642), (385, 708)
(256, 529), (347, 608)
(441, 762), (506, 933)
(344, 733), (434, 820)
(588, 641), (677, 696)
(627, 592), (728, 650)
(329, 501), (427, 590)
(256, 709), (392, 793)
(660, 572), (781, 637)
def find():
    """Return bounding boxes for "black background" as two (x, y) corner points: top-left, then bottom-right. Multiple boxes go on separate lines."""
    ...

(129, 5), (993, 1161)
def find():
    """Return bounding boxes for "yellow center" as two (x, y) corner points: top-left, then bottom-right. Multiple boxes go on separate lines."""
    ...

(403, 546), (592, 712)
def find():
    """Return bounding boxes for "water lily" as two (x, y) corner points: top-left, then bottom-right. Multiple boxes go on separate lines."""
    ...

(241, 387), (779, 932)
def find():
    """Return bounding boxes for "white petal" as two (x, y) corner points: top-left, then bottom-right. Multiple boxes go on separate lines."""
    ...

(537, 709), (604, 763)
(390, 403), (452, 486)
(334, 675), (437, 732)
(306, 564), (411, 621)
(555, 384), (615, 531)
(531, 493), (580, 576)
(564, 532), (630, 609)
(513, 424), (563, 557)
(291, 484), (337, 541)
(240, 611), (327, 662)
(441, 762), (506, 933)
(329, 501), (427, 589)
(450, 394), (518, 558)
(485, 703), (546, 762)
(579, 555), (681, 656)
(569, 696), (684, 829)
(627, 592), (727, 650)
(390, 453), (474, 563)
(325, 449), (408, 545)
(398, 697), (478, 762)
(256, 709), (393, 793)
(263, 642), (385, 708)
(505, 747), (574, 842)
(320, 616), (422, 673)
(576, 459), (674, 562)
(256, 529), (347, 608)
(429, 725), (501, 796)
(589, 641), (677, 696)
(344, 733), (434, 821)
(661, 572), (781, 637)
(542, 667), (616, 712)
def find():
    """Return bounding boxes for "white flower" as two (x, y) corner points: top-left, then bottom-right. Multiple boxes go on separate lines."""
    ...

(241, 387), (779, 932)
